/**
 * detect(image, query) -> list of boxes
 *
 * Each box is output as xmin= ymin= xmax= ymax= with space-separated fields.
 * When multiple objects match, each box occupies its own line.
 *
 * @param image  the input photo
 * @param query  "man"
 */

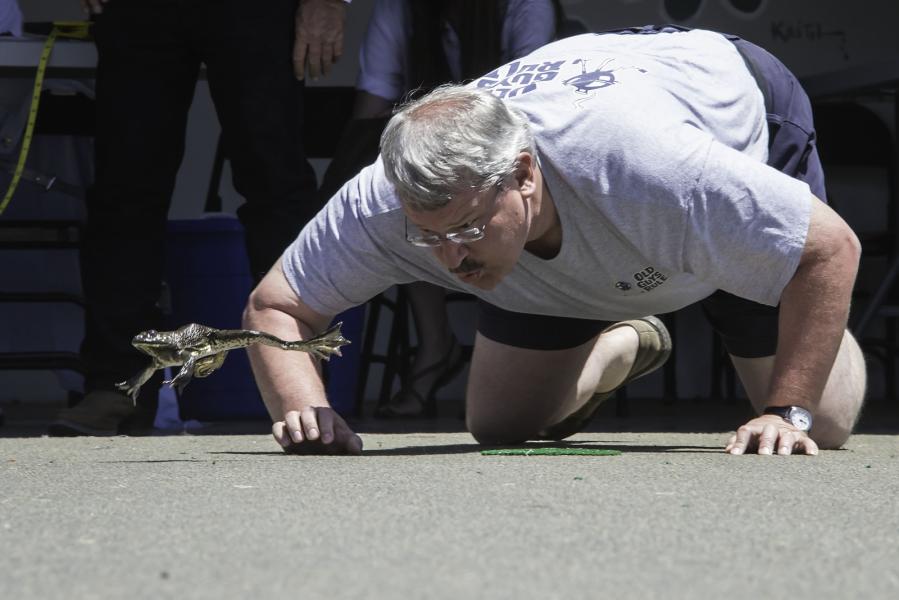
xmin=49 ymin=0 xmax=347 ymax=436
xmin=244 ymin=26 xmax=866 ymax=456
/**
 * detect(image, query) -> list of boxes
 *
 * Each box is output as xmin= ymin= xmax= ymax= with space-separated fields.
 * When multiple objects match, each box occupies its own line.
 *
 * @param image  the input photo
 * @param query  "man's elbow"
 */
xmin=241 ymin=302 xmax=255 ymax=331
xmin=242 ymin=288 xmax=268 ymax=330
xmin=841 ymin=225 xmax=862 ymax=273
xmin=816 ymin=219 xmax=861 ymax=282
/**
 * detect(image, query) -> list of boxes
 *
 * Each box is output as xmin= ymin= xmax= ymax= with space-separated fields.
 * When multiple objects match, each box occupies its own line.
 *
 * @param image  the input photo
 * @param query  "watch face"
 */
xmin=788 ymin=407 xmax=813 ymax=431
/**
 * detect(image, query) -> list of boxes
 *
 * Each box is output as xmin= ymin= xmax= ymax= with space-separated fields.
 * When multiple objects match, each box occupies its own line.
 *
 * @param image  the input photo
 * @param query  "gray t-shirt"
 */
xmin=283 ymin=30 xmax=812 ymax=321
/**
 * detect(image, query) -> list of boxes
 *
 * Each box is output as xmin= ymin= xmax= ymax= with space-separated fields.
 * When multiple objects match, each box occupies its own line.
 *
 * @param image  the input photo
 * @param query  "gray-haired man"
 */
xmin=244 ymin=27 xmax=866 ymax=456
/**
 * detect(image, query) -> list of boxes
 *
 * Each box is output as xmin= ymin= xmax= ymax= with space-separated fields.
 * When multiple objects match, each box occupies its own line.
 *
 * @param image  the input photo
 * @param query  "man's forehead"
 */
xmin=404 ymin=193 xmax=482 ymax=228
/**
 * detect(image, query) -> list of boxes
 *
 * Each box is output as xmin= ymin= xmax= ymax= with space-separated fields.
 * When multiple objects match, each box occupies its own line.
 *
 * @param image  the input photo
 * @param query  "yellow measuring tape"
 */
xmin=0 ymin=21 xmax=92 ymax=216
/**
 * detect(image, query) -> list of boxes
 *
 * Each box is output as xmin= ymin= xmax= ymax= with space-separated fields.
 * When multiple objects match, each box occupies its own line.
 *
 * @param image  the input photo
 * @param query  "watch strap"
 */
xmin=763 ymin=405 xmax=812 ymax=431
xmin=763 ymin=406 xmax=792 ymax=419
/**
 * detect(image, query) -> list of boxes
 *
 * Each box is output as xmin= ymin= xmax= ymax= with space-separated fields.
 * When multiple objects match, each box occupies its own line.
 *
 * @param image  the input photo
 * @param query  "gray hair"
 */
xmin=380 ymin=84 xmax=536 ymax=211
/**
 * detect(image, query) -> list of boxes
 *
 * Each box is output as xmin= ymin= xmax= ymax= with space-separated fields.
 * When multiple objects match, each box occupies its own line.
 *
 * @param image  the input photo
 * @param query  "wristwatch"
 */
xmin=763 ymin=405 xmax=813 ymax=431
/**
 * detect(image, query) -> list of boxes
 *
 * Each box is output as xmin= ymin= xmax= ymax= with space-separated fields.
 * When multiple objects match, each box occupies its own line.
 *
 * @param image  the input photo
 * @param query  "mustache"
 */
xmin=450 ymin=259 xmax=483 ymax=274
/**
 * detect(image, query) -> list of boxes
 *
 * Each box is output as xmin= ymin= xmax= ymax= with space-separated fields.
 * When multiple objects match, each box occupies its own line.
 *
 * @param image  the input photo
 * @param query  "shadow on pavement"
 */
xmin=207 ymin=439 xmax=721 ymax=457
xmin=2 ymin=396 xmax=896 ymax=438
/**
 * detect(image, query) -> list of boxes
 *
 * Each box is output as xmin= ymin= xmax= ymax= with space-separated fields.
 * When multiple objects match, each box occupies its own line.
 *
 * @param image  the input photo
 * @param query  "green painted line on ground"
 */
xmin=481 ymin=448 xmax=622 ymax=456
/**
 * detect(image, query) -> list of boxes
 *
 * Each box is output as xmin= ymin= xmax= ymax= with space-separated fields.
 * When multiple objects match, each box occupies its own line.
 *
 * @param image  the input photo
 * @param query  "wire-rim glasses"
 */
xmin=404 ymin=185 xmax=502 ymax=248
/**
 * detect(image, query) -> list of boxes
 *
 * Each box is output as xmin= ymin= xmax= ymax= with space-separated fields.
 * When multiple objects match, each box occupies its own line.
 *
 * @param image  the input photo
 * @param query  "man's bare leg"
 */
xmin=730 ymin=329 xmax=867 ymax=448
xmin=465 ymin=326 xmax=638 ymax=444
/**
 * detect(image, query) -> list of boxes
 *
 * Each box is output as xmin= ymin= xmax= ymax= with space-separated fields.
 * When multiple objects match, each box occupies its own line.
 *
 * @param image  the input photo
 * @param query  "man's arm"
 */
xmin=727 ymin=196 xmax=861 ymax=455
xmin=243 ymin=263 xmax=362 ymax=454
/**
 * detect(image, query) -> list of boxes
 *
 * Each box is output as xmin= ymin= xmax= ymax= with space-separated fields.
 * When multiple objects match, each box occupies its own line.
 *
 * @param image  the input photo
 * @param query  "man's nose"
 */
xmin=436 ymin=241 xmax=468 ymax=269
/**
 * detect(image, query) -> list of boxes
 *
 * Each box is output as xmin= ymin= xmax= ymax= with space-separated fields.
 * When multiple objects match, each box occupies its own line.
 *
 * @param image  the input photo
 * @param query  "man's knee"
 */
xmin=467 ymin=418 xmax=533 ymax=446
xmin=811 ymin=416 xmax=854 ymax=450
xmin=813 ymin=331 xmax=867 ymax=449
xmin=809 ymin=391 xmax=863 ymax=450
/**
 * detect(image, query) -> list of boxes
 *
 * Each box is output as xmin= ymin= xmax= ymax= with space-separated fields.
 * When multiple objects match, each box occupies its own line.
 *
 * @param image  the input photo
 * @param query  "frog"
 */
xmin=115 ymin=322 xmax=349 ymax=401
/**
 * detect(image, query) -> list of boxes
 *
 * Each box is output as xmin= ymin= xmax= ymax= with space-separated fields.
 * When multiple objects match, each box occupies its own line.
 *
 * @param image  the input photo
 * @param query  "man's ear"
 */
xmin=514 ymin=152 xmax=536 ymax=196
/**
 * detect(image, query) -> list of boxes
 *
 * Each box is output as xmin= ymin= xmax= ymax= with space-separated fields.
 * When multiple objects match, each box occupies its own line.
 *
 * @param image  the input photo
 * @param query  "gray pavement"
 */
xmin=1 ymin=419 xmax=898 ymax=600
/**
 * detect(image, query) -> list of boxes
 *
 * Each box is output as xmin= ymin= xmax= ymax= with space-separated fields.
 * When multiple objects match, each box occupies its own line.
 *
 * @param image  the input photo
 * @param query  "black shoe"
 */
xmin=48 ymin=390 xmax=137 ymax=436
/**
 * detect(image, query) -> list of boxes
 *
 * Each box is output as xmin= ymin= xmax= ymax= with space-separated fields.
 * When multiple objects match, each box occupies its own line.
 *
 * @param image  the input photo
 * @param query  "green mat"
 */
xmin=481 ymin=448 xmax=622 ymax=456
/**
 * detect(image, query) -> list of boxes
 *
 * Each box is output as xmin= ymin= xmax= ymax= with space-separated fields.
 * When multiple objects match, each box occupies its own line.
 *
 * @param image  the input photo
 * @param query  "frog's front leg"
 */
xmin=116 ymin=362 xmax=161 ymax=403
xmin=164 ymin=356 xmax=198 ymax=394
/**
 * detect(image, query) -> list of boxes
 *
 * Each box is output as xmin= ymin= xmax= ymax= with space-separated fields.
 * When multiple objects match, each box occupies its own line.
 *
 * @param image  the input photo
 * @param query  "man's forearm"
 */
xmin=244 ymin=306 xmax=332 ymax=421
xmin=766 ymin=211 xmax=860 ymax=411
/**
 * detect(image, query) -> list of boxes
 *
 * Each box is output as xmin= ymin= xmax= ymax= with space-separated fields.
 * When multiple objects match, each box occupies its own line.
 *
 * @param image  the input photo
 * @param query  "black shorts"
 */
xmin=476 ymin=291 xmax=778 ymax=357
xmin=476 ymin=28 xmax=824 ymax=359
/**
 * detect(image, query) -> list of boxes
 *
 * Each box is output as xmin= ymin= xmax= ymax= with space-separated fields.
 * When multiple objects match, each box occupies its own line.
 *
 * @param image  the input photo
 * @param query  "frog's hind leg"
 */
xmin=286 ymin=322 xmax=349 ymax=360
xmin=209 ymin=324 xmax=349 ymax=360
xmin=194 ymin=352 xmax=227 ymax=378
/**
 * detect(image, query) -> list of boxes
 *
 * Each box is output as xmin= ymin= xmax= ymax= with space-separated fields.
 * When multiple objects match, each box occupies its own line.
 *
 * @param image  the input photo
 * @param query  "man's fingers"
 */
xmin=777 ymin=431 xmax=797 ymax=455
xmin=724 ymin=434 xmax=737 ymax=453
xmin=795 ymin=434 xmax=820 ymax=456
xmin=322 ymin=27 xmax=345 ymax=78
xmin=728 ymin=416 xmax=821 ymax=456
xmin=293 ymin=40 xmax=307 ymax=80
xmin=272 ymin=421 xmax=293 ymax=448
xmin=284 ymin=410 xmax=304 ymax=443
xmin=331 ymin=417 xmax=363 ymax=455
xmin=300 ymin=407 xmax=321 ymax=441
xmin=333 ymin=31 xmax=344 ymax=62
xmin=315 ymin=407 xmax=335 ymax=444
xmin=293 ymin=5 xmax=307 ymax=80
xmin=306 ymin=45 xmax=322 ymax=80
xmin=320 ymin=43 xmax=335 ymax=78
xmin=757 ymin=423 xmax=779 ymax=455
xmin=345 ymin=433 xmax=363 ymax=455
xmin=274 ymin=407 xmax=362 ymax=455
xmin=728 ymin=425 xmax=755 ymax=455
xmin=777 ymin=431 xmax=818 ymax=456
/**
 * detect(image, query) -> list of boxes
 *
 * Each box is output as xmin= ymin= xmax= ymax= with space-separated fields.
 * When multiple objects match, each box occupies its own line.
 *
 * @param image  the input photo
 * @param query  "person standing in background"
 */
xmin=50 ymin=0 xmax=347 ymax=435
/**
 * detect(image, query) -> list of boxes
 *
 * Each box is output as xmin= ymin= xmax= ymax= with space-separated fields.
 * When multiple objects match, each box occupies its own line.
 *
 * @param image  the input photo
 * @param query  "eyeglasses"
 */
xmin=404 ymin=185 xmax=502 ymax=248
xmin=404 ymin=219 xmax=487 ymax=247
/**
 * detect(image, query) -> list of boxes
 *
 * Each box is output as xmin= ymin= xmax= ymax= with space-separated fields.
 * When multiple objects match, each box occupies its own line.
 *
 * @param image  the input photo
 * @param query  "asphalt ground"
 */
xmin=2 ymin=401 xmax=898 ymax=600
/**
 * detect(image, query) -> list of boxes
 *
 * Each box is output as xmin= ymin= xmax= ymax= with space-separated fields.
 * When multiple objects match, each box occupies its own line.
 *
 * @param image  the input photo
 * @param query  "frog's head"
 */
xmin=131 ymin=329 xmax=175 ymax=355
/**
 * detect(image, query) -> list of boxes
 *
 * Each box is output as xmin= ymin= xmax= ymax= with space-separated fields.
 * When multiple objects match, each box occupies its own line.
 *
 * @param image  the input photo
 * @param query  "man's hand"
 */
xmin=726 ymin=414 xmax=819 ymax=456
xmin=293 ymin=0 xmax=347 ymax=81
xmin=81 ymin=0 xmax=109 ymax=14
xmin=273 ymin=406 xmax=362 ymax=455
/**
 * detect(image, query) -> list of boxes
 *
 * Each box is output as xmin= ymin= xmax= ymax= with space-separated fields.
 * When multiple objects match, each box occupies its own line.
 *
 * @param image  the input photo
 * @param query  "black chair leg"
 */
xmin=353 ymin=300 xmax=381 ymax=417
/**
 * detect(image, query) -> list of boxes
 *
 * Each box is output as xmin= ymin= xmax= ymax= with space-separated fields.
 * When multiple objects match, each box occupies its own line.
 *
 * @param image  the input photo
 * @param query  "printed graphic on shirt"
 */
xmin=476 ymin=56 xmax=647 ymax=107
xmin=476 ymin=59 xmax=566 ymax=98
xmin=614 ymin=267 xmax=668 ymax=294
xmin=633 ymin=266 xmax=668 ymax=292
xmin=564 ymin=58 xmax=648 ymax=108
xmin=563 ymin=58 xmax=619 ymax=93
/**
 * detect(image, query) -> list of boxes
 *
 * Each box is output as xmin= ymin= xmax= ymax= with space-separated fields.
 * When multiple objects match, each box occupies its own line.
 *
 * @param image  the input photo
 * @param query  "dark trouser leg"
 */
xmin=200 ymin=0 xmax=318 ymax=281
xmin=80 ymin=1 xmax=200 ymax=397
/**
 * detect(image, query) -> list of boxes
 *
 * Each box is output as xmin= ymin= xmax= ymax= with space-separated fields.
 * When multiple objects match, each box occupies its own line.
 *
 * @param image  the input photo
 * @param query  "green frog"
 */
xmin=116 ymin=322 xmax=349 ymax=401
